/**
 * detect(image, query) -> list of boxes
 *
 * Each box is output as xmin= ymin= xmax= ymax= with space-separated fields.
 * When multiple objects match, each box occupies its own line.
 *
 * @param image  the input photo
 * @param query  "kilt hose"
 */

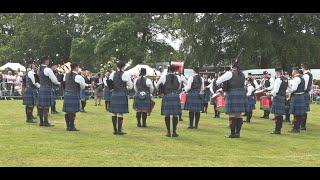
xmin=304 ymin=92 xmax=311 ymax=112
xmin=184 ymin=91 xmax=204 ymax=112
xmin=225 ymin=88 xmax=247 ymax=114
xmin=109 ymin=91 xmax=129 ymax=114
xmin=23 ymin=87 xmax=38 ymax=106
xmin=246 ymin=95 xmax=256 ymax=112
xmin=133 ymin=92 xmax=152 ymax=112
xmin=63 ymin=92 xmax=81 ymax=113
xmin=290 ymin=94 xmax=307 ymax=116
xmin=38 ymin=85 xmax=53 ymax=106
xmin=103 ymin=87 xmax=111 ymax=101
xmin=161 ymin=93 xmax=181 ymax=116
xmin=80 ymin=89 xmax=90 ymax=100
xmin=271 ymin=95 xmax=286 ymax=116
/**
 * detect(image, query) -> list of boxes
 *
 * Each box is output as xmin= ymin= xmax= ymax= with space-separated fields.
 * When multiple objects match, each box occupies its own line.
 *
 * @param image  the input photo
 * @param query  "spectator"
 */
xmin=16 ymin=68 xmax=24 ymax=77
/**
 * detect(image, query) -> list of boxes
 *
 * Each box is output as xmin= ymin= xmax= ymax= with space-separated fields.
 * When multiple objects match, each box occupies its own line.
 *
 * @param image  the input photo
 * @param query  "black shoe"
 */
xmin=270 ymin=131 xmax=281 ymax=135
xmin=260 ymin=116 xmax=266 ymax=119
xmin=137 ymin=123 xmax=141 ymax=127
xmin=68 ymin=128 xmax=80 ymax=131
xmin=234 ymin=134 xmax=240 ymax=138
xmin=187 ymin=126 xmax=194 ymax=129
xmin=166 ymin=133 xmax=171 ymax=137
xmin=117 ymin=131 xmax=127 ymax=135
xmin=194 ymin=126 xmax=198 ymax=129
xmin=289 ymin=129 xmax=300 ymax=133
xmin=300 ymin=127 xmax=307 ymax=131
xmin=225 ymin=134 xmax=237 ymax=138
xmin=39 ymin=123 xmax=44 ymax=126
xmin=32 ymin=116 xmax=37 ymax=120
xmin=26 ymin=120 xmax=37 ymax=123
xmin=179 ymin=118 xmax=183 ymax=121
xmin=172 ymin=133 xmax=179 ymax=137
xmin=113 ymin=131 xmax=118 ymax=135
xmin=43 ymin=123 xmax=55 ymax=127
xmin=142 ymin=124 xmax=147 ymax=128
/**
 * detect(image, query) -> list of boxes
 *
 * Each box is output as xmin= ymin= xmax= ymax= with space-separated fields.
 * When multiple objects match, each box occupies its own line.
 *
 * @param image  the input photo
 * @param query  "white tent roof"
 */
xmin=0 ymin=63 xmax=26 ymax=72
xmin=125 ymin=64 xmax=160 ymax=77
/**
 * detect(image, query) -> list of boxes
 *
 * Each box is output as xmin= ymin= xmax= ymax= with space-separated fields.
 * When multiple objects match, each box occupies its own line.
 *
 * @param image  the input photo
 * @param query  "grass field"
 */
xmin=0 ymin=98 xmax=320 ymax=167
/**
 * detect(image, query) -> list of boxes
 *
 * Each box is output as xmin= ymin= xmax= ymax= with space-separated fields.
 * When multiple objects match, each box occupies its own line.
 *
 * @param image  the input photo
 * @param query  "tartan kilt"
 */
xmin=304 ymin=92 xmax=311 ymax=112
xmin=290 ymin=94 xmax=307 ymax=115
xmin=51 ymin=88 xmax=58 ymax=102
xmin=246 ymin=95 xmax=256 ymax=112
xmin=203 ymin=89 xmax=211 ymax=103
xmin=184 ymin=91 xmax=204 ymax=112
xmin=133 ymin=92 xmax=151 ymax=112
xmin=271 ymin=95 xmax=286 ymax=115
xmin=63 ymin=92 xmax=81 ymax=113
xmin=161 ymin=93 xmax=181 ymax=116
xmin=109 ymin=91 xmax=129 ymax=114
xmin=80 ymin=89 xmax=90 ymax=100
xmin=225 ymin=88 xmax=247 ymax=114
xmin=23 ymin=87 xmax=38 ymax=106
xmin=103 ymin=87 xmax=111 ymax=101
xmin=38 ymin=85 xmax=53 ymax=106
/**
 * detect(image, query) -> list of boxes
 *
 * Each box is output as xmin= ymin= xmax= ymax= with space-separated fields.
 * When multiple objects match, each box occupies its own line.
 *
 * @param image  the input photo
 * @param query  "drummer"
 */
xmin=177 ymin=71 xmax=188 ymax=121
xmin=260 ymin=71 xmax=275 ymax=119
xmin=209 ymin=72 xmax=223 ymax=118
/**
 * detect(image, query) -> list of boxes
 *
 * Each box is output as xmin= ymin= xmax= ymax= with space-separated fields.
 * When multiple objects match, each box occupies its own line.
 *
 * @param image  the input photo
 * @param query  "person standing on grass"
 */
xmin=301 ymin=63 xmax=313 ymax=131
xmin=216 ymin=62 xmax=246 ymax=138
xmin=22 ymin=62 xmax=40 ymax=123
xmin=259 ymin=71 xmax=274 ymax=119
xmin=108 ymin=61 xmax=133 ymax=135
xmin=202 ymin=76 xmax=211 ymax=114
xmin=267 ymin=68 xmax=288 ymax=134
xmin=93 ymin=74 xmax=103 ymax=106
xmin=156 ymin=65 xmax=182 ymax=137
xmin=209 ymin=72 xmax=223 ymax=118
xmin=63 ymin=62 xmax=90 ymax=131
xmin=244 ymin=78 xmax=256 ymax=123
xmin=184 ymin=67 xmax=205 ymax=129
xmin=103 ymin=70 xmax=112 ymax=111
xmin=38 ymin=56 xmax=60 ymax=127
xmin=80 ymin=69 xmax=90 ymax=112
xmin=50 ymin=63 xmax=59 ymax=114
xmin=284 ymin=72 xmax=292 ymax=123
xmin=287 ymin=68 xmax=307 ymax=133
xmin=177 ymin=71 xmax=187 ymax=121
xmin=133 ymin=68 xmax=154 ymax=128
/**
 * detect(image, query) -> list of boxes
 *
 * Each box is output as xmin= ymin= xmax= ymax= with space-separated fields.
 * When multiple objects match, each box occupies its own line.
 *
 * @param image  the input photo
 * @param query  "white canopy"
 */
xmin=0 ymin=63 xmax=26 ymax=72
xmin=125 ymin=64 xmax=160 ymax=77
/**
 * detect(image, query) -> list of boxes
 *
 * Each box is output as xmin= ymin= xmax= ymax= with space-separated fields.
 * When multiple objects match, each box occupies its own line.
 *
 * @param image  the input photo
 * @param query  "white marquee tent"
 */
xmin=126 ymin=64 xmax=160 ymax=77
xmin=0 ymin=63 xmax=26 ymax=72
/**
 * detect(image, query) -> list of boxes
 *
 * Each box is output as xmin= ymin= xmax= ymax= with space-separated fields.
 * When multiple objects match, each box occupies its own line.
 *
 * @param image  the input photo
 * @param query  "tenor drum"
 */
xmin=255 ymin=91 xmax=266 ymax=100
xmin=180 ymin=92 xmax=187 ymax=109
xmin=260 ymin=96 xmax=272 ymax=110
xmin=215 ymin=95 xmax=225 ymax=112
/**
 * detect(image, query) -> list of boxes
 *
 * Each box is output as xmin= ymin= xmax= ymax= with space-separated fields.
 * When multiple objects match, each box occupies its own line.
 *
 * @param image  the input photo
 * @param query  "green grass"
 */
xmin=0 ymin=98 xmax=320 ymax=166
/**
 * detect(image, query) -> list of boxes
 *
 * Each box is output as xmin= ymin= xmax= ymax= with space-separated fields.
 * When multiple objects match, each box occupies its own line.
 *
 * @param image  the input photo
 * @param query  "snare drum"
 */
xmin=180 ymin=92 xmax=187 ymax=109
xmin=215 ymin=95 xmax=225 ymax=112
xmin=255 ymin=91 xmax=266 ymax=100
xmin=260 ymin=96 xmax=272 ymax=110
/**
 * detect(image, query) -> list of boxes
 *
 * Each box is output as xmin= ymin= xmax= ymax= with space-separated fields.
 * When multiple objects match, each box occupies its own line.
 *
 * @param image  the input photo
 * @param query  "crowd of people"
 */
xmin=20 ymin=56 xmax=316 ymax=138
xmin=0 ymin=68 xmax=25 ymax=96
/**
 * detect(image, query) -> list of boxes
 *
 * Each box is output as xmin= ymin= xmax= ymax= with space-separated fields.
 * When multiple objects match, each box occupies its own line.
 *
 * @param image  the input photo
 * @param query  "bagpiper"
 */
xmin=156 ymin=65 xmax=182 ymax=137
xmin=22 ymin=62 xmax=40 ymax=123
xmin=103 ymin=70 xmax=112 ymax=111
xmin=301 ymin=63 xmax=313 ymax=131
xmin=216 ymin=62 xmax=247 ymax=138
xmin=202 ymin=75 xmax=211 ymax=114
xmin=80 ymin=69 xmax=91 ymax=112
xmin=133 ymin=68 xmax=154 ymax=127
xmin=50 ymin=62 xmax=60 ymax=114
xmin=184 ymin=67 xmax=205 ymax=129
xmin=177 ymin=71 xmax=188 ymax=121
xmin=287 ymin=68 xmax=307 ymax=133
xmin=37 ymin=56 xmax=60 ymax=127
xmin=245 ymin=78 xmax=256 ymax=123
xmin=63 ymin=62 xmax=90 ymax=131
xmin=268 ymin=68 xmax=288 ymax=134
xmin=108 ymin=61 xmax=133 ymax=135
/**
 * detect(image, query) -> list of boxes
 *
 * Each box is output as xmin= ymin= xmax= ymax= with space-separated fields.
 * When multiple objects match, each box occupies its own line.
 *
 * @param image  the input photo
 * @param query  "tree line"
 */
xmin=1 ymin=13 xmax=320 ymax=72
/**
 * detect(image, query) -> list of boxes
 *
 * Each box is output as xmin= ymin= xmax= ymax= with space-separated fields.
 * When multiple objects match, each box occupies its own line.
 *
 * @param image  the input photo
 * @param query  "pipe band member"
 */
xmin=108 ymin=61 xmax=133 ymax=135
xmin=245 ymin=78 xmax=256 ymax=123
xmin=22 ymin=62 xmax=40 ymax=123
xmin=37 ymin=56 xmax=60 ymax=127
xmin=103 ymin=70 xmax=112 ymax=111
xmin=50 ymin=62 xmax=60 ymax=114
xmin=156 ymin=65 xmax=182 ymax=137
xmin=184 ymin=67 xmax=205 ymax=129
xmin=301 ymin=63 xmax=313 ymax=131
xmin=268 ymin=68 xmax=288 ymax=134
xmin=63 ymin=62 xmax=90 ymax=131
xmin=178 ymin=72 xmax=188 ymax=121
xmin=203 ymin=78 xmax=211 ymax=114
xmin=209 ymin=72 xmax=223 ymax=118
xmin=133 ymin=68 xmax=154 ymax=127
xmin=80 ymin=69 xmax=91 ymax=112
xmin=216 ymin=62 xmax=246 ymax=138
xmin=284 ymin=72 xmax=291 ymax=123
xmin=287 ymin=68 xmax=307 ymax=133
xmin=260 ymin=71 xmax=275 ymax=119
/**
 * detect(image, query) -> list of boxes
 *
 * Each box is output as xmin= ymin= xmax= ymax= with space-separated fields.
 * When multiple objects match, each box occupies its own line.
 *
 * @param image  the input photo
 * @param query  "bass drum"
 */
xmin=215 ymin=95 xmax=225 ymax=113
xmin=260 ymin=96 xmax=272 ymax=110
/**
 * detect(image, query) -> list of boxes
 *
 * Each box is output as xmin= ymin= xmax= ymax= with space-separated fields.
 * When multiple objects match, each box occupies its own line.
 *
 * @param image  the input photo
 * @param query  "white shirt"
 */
xmin=265 ymin=77 xmax=275 ymax=91
xmin=252 ymin=79 xmax=260 ymax=89
xmin=156 ymin=73 xmax=182 ymax=90
xmin=109 ymin=71 xmax=133 ymax=90
xmin=74 ymin=74 xmax=87 ymax=90
xmin=103 ymin=76 xmax=109 ymax=87
xmin=27 ymin=70 xmax=40 ymax=88
xmin=270 ymin=77 xmax=282 ymax=96
xmin=134 ymin=76 xmax=154 ymax=94
xmin=303 ymin=70 xmax=311 ymax=91
xmin=216 ymin=71 xmax=232 ymax=85
xmin=179 ymin=74 xmax=188 ymax=88
xmin=246 ymin=85 xmax=255 ymax=96
xmin=184 ymin=74 xmax=204 ymax=92
xmin=287 ymin=75 xmax=301 ymax=93
xmin=6 ymin=74 xmax=16 ymax=83
xmin=42 ymin=65 xmax=60 ymax=85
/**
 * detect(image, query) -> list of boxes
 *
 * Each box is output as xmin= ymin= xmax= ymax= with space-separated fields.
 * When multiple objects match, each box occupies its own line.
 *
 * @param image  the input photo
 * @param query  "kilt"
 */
xmin=51 ymin=88 xmax=58 ymax=102
xmin=63 ymin=92 xmax=81 ymax=113
xmin=80 ymin=89 xmax=90 ymax=100
xmin=103 ymin=87 xmax=111 ymax=101
xmin=304 ymin=92 xmax=311 ymax=112
xmin=184 ymin=91 xmax=204 ymax=112
xmin=203 ymin=89 xmax=211 ymax=103
xmin=271 ymin=95 xmax=286 ymax=115
xmin=109 ymin=91 xmax=129 ymax=114
xmin=133 ymin=92 xmax=151 ymax=112
xmin=161 ymin=93 xmax=181 ymax=116
xmin=22 ymin=87 xmax=38 ymax=106
xmin=246 ymin=95 xmax=256 ymax=112
xmin=290 ymin=94 xmax=307 ymax=116
xmin=225 ymin=88 xmax=247 ymax=114
xmin=38 ymin=85 xmax=53 ymax=106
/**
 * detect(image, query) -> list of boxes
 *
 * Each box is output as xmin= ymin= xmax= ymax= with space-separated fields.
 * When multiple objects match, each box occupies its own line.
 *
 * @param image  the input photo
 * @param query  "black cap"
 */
xmin=292 ymin=67 xmax=300 ymax=72
xmin=248 ymin=72 xmax=252 ymax=76
xmin=263 ymin=71 xmax=268 ymax=75
xmin=194 ymin=67 xmax=200 ymax=74
xmin=40 ymin=56 xmax=50 ymax=63
xmin=301 ymin=63 xmax=309 ymax=70
xmin=116 ymin=61 xmax=126 ymax=69
xmin=298 ymin=69 xmax=304 ymax=75
xmin=275 ymin=67 xmax=283 ymax=72
xmin=139 ymin=68 xmax=146 ymax=76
